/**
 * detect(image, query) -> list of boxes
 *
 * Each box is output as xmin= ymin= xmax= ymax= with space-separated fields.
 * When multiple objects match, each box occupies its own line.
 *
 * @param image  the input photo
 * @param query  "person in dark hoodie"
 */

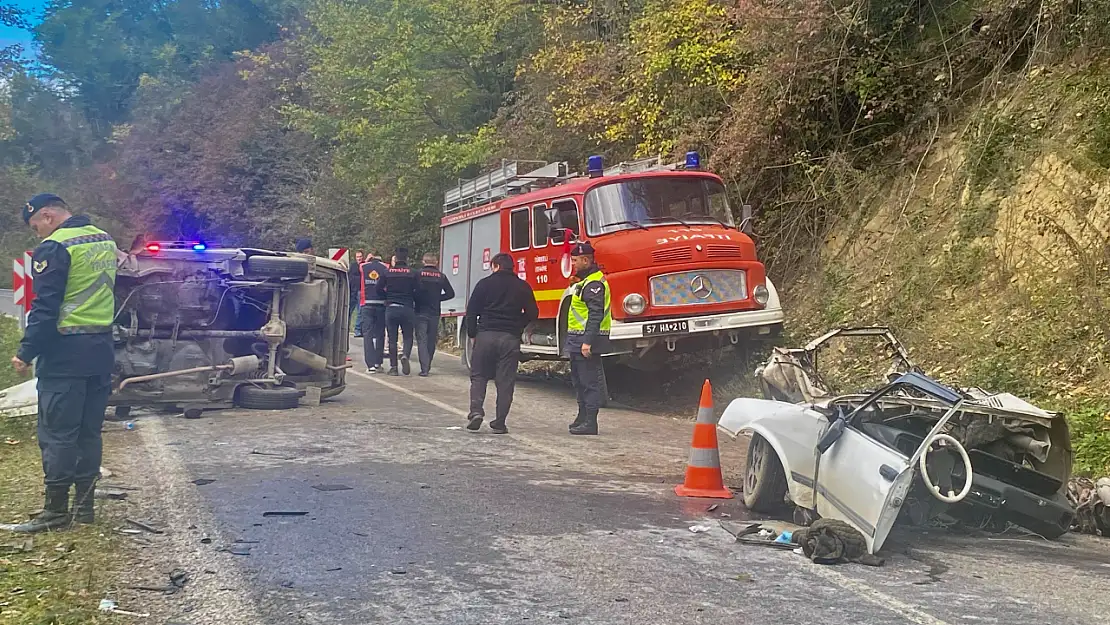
xmin=463 ymin=252 xmax=538 ymax=434
xmin=9 ymin=194 xmax=117 ymax=532
xmin=380 ymin=247 xmax=419 ymax=375
xmin=414 ymin=253 xmax=455 ymax=376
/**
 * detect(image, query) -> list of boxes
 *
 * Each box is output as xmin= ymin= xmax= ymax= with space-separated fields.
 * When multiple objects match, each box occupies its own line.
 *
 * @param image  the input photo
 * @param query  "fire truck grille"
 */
xmin=651 ymin=247 xmax=694 ymax=263
xmin=650 ymin=270 xmax=747 ymax=307
xmin=706 ymin=244 xmax=743 ymax=259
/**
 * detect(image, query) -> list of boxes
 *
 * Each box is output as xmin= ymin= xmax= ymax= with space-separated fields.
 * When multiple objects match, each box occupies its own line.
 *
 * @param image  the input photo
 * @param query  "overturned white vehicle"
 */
xmin=109 ymin=242 xmax=350 ymax=415
xmin=719 ymin=327 xmax=1074 ymax=554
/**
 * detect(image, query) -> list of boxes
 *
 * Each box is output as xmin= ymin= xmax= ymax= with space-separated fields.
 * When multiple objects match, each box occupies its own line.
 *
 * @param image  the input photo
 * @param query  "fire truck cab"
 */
xmin=439 ymin=153 xmax=784 ymax=371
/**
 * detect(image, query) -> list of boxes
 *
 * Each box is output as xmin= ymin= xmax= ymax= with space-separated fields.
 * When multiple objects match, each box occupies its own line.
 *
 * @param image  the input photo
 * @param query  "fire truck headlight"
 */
xmin=753 ymin=284 xmax=770 ymax=306
xmin=622 ymin=293 xmax=646 ymax=315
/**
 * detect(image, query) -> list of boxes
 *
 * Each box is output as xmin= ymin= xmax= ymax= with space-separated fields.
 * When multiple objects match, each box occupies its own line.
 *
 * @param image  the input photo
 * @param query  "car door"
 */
xmin=813 ymin=426 xmax=913 ymax=554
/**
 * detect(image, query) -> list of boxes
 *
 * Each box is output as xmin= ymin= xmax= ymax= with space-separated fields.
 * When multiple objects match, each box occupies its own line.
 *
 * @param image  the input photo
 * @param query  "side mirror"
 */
xmin=549 ymin=226 xmax=565 ymax=245
xmin=815 ymin=417 xmax=847 ymax=454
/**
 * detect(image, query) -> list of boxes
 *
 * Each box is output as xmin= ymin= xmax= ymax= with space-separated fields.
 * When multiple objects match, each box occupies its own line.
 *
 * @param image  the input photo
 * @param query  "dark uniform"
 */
xmin=14 ymin=195 xmax=117 ymax=532
xmin=464 ymin=254 xmax=538 ymax=433
xmin=359 ymin=255 xmax=389 ymax=372
xmin=381 ymin=250 xmax=418 ymax=375
xmin=414 ymin=264 xmax=455 ymax=376
xmin=565 ymin=242 xmax=611 ymax=436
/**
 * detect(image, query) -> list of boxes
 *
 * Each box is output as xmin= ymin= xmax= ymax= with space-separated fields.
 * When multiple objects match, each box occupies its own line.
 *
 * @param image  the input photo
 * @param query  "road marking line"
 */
xmin=799 ymin=563 xmax=951 ymax=625
xmin=350 ymin=369 xmax=469 ymax=418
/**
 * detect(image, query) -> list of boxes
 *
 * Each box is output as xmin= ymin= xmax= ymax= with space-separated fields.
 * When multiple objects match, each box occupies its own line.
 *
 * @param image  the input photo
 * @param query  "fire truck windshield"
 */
xmin=584 ymin=177 xmax=735 ymax=236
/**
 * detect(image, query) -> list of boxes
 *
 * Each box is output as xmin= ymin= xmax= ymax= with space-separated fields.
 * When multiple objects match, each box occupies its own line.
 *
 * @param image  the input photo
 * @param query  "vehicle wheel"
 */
xmin=744 ymin=433 xmax=789 ymax=513
xmin=244 ymin=256 xmax=310 ymax=279
xmin=460 ymin=335 xmax=475 ymax=372
xmin=236 ymin=385 xmax=302 ymax=410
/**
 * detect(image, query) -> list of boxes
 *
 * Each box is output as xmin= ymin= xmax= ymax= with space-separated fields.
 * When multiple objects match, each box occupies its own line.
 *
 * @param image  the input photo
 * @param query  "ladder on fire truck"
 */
xmin=442 ymin=155 xmax=692 ymax=214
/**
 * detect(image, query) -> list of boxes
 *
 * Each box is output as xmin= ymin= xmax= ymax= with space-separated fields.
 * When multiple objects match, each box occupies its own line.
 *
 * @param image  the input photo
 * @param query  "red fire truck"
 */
xmin=439 ymin=153 xmax=784 ymax=372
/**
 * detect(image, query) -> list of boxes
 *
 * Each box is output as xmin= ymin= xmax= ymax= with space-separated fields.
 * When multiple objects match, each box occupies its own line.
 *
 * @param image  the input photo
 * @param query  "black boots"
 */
xmin=73 ymin=479 xmax=97 ymax=524
xmin=569 ymin=405 xmax=587 ymax=431
xmin=569 ymin=414 xmax=598 ymax=436
xmin=9 ymin=486 xmax=71 ymax=533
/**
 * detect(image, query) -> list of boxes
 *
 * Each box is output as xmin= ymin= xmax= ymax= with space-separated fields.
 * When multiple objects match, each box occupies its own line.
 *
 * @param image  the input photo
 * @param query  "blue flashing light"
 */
xmin=192 ymin=242 xmax=207 ymax=251
xmin=587 ymin=155 xmax=604 ymax=178
xmin=685 ymin=151 xmax=701 ymax=170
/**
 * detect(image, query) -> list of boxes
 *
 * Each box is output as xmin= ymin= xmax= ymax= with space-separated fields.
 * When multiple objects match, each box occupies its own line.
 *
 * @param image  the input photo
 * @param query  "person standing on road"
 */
xmin=565 ymin=242 xmax=611 ymax=436
xmin=9 ymin=194 xmax=117 ymax=533
xmin=415 ymin=253 xmax=455 ymax=377
xmin=359 ymin=251 xmax=389 ymax=373
xmin=381 ymin=247 xmax=418 ymax=376
xmin=349 ymin=250 xmax=365 ymax=337
xmin=464 ymin=252 xmax=538 ymax=434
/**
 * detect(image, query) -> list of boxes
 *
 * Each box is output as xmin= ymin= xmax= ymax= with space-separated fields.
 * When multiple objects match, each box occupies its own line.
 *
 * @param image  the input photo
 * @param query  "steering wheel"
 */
xmin=918 ymin=433 xmax=973 ymax=504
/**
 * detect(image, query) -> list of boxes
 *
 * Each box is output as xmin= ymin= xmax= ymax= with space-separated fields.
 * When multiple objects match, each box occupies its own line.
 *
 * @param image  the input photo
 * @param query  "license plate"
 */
xmin=643 ymin=320 xmax=690 ymax=337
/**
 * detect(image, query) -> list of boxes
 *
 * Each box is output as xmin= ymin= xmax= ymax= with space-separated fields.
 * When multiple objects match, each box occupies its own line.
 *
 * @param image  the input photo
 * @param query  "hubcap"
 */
xmin=746 ymin=437 xmax=766 ymax=492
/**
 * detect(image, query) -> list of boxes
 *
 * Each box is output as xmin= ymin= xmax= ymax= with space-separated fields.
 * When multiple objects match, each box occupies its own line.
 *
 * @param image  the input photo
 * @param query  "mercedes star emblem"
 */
xmin=690 ymin=274 xmax=713 ymax=299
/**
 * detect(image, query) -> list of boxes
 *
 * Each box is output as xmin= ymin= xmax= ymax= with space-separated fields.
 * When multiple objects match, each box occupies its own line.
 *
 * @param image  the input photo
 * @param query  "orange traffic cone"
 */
xmin=674 ymin=380 xmax=733 ymax=499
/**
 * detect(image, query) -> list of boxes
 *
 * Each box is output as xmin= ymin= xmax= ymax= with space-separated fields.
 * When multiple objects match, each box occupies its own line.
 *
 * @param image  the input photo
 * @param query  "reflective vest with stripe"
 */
xmin=45 ymin=225 xmax=117 ymax=335
xmin=567 ymin=270 xmax=612 ymax=335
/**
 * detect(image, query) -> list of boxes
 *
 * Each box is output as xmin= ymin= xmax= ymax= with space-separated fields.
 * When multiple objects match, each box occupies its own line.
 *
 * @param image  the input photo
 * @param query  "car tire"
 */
xmin=244 ymin=256 xmax=310 ymax=279
xmin=236 ymin=385 xmax=302 ymax=410
xmin=744 ymin=433 xmax=789 ymax=513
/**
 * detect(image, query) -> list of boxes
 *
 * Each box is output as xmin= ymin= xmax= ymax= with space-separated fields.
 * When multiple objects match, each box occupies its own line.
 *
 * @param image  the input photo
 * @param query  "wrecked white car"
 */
xmin=718 ymin=327 xmax=1075 ymax=554
xmin=108 ymin=241 xmax=350 ymax=416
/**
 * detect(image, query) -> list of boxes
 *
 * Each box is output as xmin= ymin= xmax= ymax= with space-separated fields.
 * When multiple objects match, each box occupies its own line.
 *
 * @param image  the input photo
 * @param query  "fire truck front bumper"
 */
xmin=608 ymin=306 xmax=785 ymax=344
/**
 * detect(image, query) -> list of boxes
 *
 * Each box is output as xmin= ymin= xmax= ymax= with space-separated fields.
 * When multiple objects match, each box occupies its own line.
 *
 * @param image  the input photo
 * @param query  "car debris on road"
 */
xmin=718 ymin=326 xmax=1077 ymax=554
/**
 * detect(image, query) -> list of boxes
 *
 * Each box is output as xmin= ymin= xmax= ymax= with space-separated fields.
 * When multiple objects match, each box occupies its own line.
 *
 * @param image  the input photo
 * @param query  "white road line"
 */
xmin=350 ymin=368 xmax=469 ymax=418
xmin=799 ymin=563 xmax=951 ymax=625
xmin=351 ymin=365 xmax=951 ymax=625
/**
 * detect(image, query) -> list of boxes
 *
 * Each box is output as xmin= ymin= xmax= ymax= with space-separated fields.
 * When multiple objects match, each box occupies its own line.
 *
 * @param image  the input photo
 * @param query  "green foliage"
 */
xmin=1066 ymin=403 xmax=1110 ymax=476
xmin=0 ymin=315 xmax=20 ymax=389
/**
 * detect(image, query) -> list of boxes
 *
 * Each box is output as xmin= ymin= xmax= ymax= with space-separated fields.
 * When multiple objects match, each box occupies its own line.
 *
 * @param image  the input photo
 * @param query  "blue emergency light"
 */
xmin=685 ymin=151 xmax=701 ymax=170
xmin=192 ymin=242 xmax=207 ymax=251
xmin=587 ymin=155 xmax=604 ymax=178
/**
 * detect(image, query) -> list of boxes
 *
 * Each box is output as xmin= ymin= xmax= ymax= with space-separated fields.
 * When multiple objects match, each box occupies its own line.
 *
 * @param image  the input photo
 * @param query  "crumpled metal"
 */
xmin=1067 ymin=476 xmax=1110 ymax=536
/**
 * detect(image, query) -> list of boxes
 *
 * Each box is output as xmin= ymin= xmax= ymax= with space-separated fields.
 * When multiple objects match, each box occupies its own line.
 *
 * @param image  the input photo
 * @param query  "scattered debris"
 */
xmin=445 ymin=426 xmax=463 ymax=430
xmin=418 ymin=483 xmax=430 ymax=489
xmin=250 ymin=449 xmax=296 ymax=460
xmin=1068 ymin=476 xmax=1110 ymax=536
xmin=1 ymin=538 xmax=33 ymax=553
xmin=118 ymin=528 xmax=143 ymax=536
xmin=281 ymin=581 xmax=295 ymax=588
xmin=733 ymin=573 xmax=754 ymax=583
xmin=233 ymin=539 xmax=260 ymax=544
xmin=125 ymin=518 xmax=164 ymax=534
xmin=326 ymin=567 xmax=342 ymax=572
xmin=688 ymin=524 xmax=712 ymax=533
xmin=615 ymin=597 xmax=629 ymax=602
xmin=707 ymin=504 xmax=720 ymax=512
xmin=352 ymin=532 xmax=369 ymax=537
xmin=793 ymin=519 xmax=884 ymax=567
xmin=94 ymin=488 xmax=128 ymax=500
xmin=220 ymin=545 xmax=252 ymax=556
xmin=200 ymin=537 xmax=212 ymax=544
xmin=4 ymin=438 xmax=19 ymax=445
xmin=100 ymin=467 xmax=114 ymax=478
xmin=192 ymin=478 xmax=216 ymax=486
xmin=312 ymin=484 xmax=352 ymax=492
xmin=128 ymin=569 xmax=190 ymax=595
xmin=262 ymin=511 xmax=308 ymax=517
xmin=718 ymin=521 xmax=761 ymax=540
xmin=390 ymin=568 xmax=407 ymax=575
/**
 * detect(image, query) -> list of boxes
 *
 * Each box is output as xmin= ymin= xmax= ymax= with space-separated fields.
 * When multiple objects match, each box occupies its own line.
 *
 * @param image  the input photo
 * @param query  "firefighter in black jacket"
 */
xmin=359 ymin=252 xmax=390 ymax=373
xmin=414 ymin=253 xmax=455 ymax=376
xmin=9 ymin=194 xmax=117 ymax=532
xmin=381 ymin=247 xmax=418 ymax=375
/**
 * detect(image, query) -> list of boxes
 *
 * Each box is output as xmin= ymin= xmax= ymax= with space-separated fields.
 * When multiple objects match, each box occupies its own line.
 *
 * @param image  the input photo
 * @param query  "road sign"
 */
xmin=328 ymin=248 xmax=349 ymax=267
xmin=12 ymin=251 xmax=34 ymax=329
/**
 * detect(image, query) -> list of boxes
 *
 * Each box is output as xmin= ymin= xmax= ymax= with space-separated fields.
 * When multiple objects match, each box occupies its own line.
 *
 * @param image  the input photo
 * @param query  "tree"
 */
xmin=35 ymin=0 xmax=295 ymax=129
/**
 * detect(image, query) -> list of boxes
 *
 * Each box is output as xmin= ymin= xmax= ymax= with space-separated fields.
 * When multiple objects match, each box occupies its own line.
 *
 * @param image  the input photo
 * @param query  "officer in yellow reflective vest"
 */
xmin=565 ymin=242 xmax=611 ymax=436
xmin=10 ymin=194 xmax=117 ymax=533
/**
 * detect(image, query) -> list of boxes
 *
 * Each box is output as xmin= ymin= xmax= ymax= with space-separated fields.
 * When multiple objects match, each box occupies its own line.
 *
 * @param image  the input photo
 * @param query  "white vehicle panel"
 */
xmin=816 ymin=427 xmax=911 ymax=553
xmin=717 ymin=398 xmax=828 ymax=509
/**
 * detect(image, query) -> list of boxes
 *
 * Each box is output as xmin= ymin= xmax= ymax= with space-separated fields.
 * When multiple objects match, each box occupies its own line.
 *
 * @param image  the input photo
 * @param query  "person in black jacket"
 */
xmin=463 ymin=252 xmax=538 ymax=434
xmin=381 ymin=247 xmax=418 ymax=375
xmin=414 ymin=253 xmax=455 ymax=377
xmin=359 ymin=251 xmax=390 ymax=373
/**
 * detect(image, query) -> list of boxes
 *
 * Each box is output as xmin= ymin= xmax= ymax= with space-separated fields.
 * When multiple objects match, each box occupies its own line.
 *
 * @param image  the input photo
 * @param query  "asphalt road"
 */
xmin=0 ymin=288 xmax=17 ymax=318
xmin=103 ymin=342 xmax=1110 ymax=625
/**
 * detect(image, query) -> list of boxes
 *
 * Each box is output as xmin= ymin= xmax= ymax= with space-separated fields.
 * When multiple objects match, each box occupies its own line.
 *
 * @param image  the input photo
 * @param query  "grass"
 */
xmin=0 ymin=317 xmax=121 ymax=625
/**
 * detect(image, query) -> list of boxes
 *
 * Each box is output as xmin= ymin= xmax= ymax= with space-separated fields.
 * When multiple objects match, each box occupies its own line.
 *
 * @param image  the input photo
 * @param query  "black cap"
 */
xmin=295 ymin=238 xmax=313 ymax=252
xmin=23 ymin=193 xmax=65 ymax=224
xmin=571 ymin=241 xmax=595 ymax=256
